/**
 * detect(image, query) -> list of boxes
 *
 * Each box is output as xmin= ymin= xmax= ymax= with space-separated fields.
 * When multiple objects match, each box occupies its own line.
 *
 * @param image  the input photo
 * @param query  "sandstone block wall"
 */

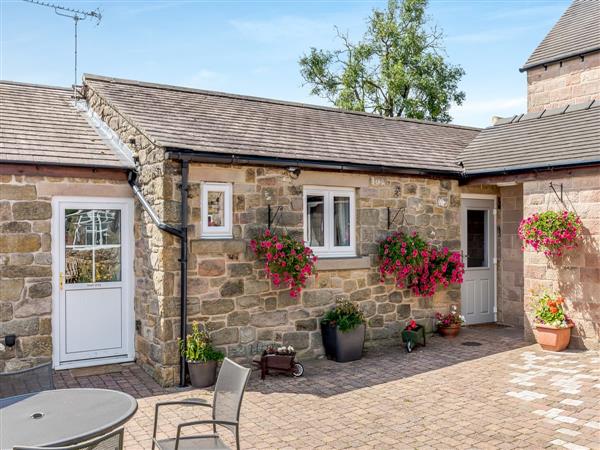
xmin=185 ymin=164 xmax=462 ymax=361
xmin=522 ymin=168 xmax=600 ymax=349
xmin=87 ymin=87 xmax=182 ymax=386
xmin=498 ymin=185 xmax=524 ymax=328
xmin=527 ymin=52 xmax=600 ymax=112
xmin=0 ymin=174 xmax=130 ymax=372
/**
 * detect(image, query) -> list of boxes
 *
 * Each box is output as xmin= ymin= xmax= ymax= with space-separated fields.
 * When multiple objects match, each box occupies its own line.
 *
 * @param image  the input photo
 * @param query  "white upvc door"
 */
xmin=53 ymin=197 xmax=134 ymax=369
xmin=460 ymin=197 xmax=496 ymax=325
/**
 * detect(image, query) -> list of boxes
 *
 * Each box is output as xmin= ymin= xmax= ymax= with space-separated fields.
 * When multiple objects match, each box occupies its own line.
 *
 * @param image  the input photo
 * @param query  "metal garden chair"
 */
xmin=0 ymin=362 xmax=54 ymax=399
xmin=13 ymin=427 xmax=124 ymax=450
xmin=152 ymin=358 xmax=252 ymax=450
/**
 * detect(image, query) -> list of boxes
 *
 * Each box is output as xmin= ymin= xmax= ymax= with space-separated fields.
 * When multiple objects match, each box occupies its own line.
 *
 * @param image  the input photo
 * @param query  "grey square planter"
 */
xmin=321 ymin=322 xmax=365 ymax=362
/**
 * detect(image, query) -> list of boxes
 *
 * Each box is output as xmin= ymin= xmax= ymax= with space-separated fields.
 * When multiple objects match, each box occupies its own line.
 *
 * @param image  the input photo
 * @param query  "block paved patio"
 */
xmin=53 ymin=326 xmax=600 ymax=450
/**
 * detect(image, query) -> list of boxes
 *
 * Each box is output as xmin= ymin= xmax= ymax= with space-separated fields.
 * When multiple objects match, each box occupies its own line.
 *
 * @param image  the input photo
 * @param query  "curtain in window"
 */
xmin=307 ymin=195 xmax=324 ymax=246
xmin=334 ymin=196 xmax=350 ymax=247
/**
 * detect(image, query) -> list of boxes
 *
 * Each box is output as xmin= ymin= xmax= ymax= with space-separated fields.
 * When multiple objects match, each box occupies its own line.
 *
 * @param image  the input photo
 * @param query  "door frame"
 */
xmin=51 ymin=196 xmax=135 ymax=370
xmin=460 ymin=194 xmax=498 ymax=324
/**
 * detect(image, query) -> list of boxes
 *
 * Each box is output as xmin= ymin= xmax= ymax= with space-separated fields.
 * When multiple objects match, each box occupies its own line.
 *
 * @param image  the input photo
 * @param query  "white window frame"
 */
xmin=303 ymin=186 xmax=356 ymax=258
xmin=201 ymin=182 xmax=232 ymax=239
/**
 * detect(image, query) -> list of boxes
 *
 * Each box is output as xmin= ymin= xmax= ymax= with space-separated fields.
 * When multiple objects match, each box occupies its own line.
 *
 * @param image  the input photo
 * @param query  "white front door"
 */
xmin=53 ymin=197 xmax=134 ymax=369
xmin=460 ymin=197 xmax=496 ymax=325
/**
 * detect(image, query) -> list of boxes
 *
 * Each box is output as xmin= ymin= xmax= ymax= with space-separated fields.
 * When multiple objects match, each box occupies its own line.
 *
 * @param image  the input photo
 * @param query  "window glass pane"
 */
xmin=94 ymin=210 xmax=121 ymax=245
xmin=334 ymin=196 xmax=351 ymax=247
xmin=307 ymin=195 xmax=324 ymax=247
xmin=467 ymin=209 xmax=487 ymax=267
xmin=95 ymin=247 xmax=121 ymax=282
xmin=207 ymin=191 xmax=225 ymax=227
xmin=65 ymin=209 xmax=94 ymax=246
xmin=65 ymin=248 xmax=93 ymax=283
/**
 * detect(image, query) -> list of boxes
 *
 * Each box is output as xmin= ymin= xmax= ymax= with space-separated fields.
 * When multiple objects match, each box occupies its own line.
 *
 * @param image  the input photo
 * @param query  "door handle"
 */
xmin=59 ymin=272 xmax=64 ymax=290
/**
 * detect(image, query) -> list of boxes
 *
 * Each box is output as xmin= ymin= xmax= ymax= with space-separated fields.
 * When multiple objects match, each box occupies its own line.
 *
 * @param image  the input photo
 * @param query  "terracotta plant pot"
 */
xmin=438 ymin=324 xmax=461 ymax=338
xmin=535 ymin=324 xmax=573 ymax=351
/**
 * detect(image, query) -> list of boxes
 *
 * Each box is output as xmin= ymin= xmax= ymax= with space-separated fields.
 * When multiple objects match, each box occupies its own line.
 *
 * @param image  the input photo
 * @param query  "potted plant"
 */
xmin=250 ymin=229 xmax=317 ymax=298
xmin=179 ymin=322 xmax=224 ymax=388
xmin=321 ymin=300 xmax=366 ymax=362
xmin=378 ymin=231 xmax=464 ymax=297
xmin=518 ymin=210 xmax=582 ymax=257
xmin=435 ymin=305 xmax=465 ymax=338
xmin=531 ymin=292 xmax=574 ymax=351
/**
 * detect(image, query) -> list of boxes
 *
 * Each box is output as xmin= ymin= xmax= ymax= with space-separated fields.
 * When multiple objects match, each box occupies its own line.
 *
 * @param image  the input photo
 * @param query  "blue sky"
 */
xmin=1 ymin=0 xmax=570 ymax=127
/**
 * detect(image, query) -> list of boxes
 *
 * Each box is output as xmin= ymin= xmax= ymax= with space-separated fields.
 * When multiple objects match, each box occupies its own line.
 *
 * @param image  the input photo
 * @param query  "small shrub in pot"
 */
xmin=179 ymin=322 xmax=224 ymax=388
xmin=321 ymin=300 xmax=366 ymax=362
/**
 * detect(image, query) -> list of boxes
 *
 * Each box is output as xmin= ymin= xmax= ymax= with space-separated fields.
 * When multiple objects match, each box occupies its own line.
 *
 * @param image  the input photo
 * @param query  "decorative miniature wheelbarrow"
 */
xmin=401 ymin=323 xmax=426 ymax=353
xmin=252 ymin=346 xmax=304 ymax=380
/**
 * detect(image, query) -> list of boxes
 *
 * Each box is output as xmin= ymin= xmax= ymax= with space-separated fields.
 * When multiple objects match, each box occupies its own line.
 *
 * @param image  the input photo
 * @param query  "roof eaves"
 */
xmin=463 ymin=158 xmax=600 ymax=178
xmin=520 ymin=46 xmax=600 ymax=72
xmin=165 ymin=147 xmax=464 ymax=178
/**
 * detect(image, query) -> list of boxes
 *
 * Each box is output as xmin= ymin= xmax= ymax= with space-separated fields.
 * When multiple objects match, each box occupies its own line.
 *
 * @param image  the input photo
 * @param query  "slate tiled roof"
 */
xmin=522 ymin=0 xmax=600 ymax=71
xmin=84 ymin=74 xmax=480 ymax=174
xmin=0 ymin=81 xmax=134 ymax=169
xmin=459 ymin=101 xmax=600 ymax=174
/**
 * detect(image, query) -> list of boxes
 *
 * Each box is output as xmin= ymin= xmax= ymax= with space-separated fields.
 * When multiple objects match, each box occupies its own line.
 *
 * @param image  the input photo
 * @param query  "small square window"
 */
xmin=201 ymin=183 xmax=232 ymax=239
xmin=304 ymin=187 xmax=356 ymax=257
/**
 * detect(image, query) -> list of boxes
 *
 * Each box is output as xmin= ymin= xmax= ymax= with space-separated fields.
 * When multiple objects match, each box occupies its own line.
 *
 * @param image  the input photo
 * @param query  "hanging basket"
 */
xmin=518 ymin=210 xmax=582 ymax=257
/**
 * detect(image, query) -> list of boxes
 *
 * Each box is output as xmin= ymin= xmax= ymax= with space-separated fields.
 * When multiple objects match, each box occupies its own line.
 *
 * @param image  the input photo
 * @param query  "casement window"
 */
xmin=201 ymin=182 xmax=232 ymax=239
xmin=303 ymin=187 xmax=356 ymax=258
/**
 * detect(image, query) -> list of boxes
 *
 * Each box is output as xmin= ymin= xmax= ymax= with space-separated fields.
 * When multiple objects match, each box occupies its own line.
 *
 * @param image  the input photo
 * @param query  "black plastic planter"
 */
xmin=321 ymin=322 xmax=365 ymax=362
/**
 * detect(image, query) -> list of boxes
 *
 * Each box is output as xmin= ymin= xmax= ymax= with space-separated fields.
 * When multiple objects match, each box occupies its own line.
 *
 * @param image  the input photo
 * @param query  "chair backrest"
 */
xmin=13 ymin=427 xmax=124 ymax=450
xmin=212 ymin=358 xmax=251 ymax=434
xmin=0 ymin=362 xmax=54 ymax=399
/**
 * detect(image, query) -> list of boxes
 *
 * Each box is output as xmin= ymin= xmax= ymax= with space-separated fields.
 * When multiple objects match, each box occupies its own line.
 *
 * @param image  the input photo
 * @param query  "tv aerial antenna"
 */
xmin=22 ymin=0 xmax=102 ymax=99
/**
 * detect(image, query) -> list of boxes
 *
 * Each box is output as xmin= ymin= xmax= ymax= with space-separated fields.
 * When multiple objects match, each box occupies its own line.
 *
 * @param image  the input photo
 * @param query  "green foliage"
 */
xmin=179 ymin=322 xmax=225 ymax=363
xmin=531 ymin=292 xmax=571 ymax=328
xmin=299 ymin=0 xmax=465 ymax=122
xmin=321 ymin=300 xmax=365 ymax=332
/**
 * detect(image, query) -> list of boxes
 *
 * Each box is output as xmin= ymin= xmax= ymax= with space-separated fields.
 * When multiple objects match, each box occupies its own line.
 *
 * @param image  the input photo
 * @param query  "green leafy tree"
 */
xmin=299 ymin=0 xmax=465 ymax=122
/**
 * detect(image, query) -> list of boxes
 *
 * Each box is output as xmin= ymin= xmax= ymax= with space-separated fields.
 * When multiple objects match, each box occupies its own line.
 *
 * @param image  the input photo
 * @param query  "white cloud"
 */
xmin=450 ymin=96 xmax=526 ymax=128
xmin=229 ymin=16 xmax=334 ymax=44
xmin=182 ymin=69 xmax=225 ymax=91
xmin=447 ymin=24 xmax=542 ymax=44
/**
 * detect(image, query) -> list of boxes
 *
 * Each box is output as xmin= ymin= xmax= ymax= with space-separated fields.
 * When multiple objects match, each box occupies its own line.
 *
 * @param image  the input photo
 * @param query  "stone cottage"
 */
xmin=1 ymin=0 xmax=598 ymax=386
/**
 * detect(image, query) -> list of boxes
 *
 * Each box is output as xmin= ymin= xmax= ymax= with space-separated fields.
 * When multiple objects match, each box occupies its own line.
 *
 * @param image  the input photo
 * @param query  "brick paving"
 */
xmin=53 ymin=327 xmax=600 ymax=450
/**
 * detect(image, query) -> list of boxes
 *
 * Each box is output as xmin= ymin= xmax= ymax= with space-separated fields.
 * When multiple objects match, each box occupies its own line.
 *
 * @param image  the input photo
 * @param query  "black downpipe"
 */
xmin=127 ymin=169 xmax=189 ymax=387
xmin=179 ymin=161 xmax=189 ymax=387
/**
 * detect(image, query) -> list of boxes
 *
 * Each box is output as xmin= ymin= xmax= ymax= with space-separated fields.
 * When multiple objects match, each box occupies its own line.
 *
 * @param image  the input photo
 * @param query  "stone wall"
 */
xmin=0 ymin=174 xmax=131 ymax=371
xmin=185 ymin=163 xmax=462 ymax=360
xmin=498 ymin=185 xmax=524 ymax=328
xmin=522 ymin=168 xmax=600 ymax=349
xmin=86 ymin=86 xmax=181 ymax=386
xmin=527 ymin=52 xmax=600 ymax=112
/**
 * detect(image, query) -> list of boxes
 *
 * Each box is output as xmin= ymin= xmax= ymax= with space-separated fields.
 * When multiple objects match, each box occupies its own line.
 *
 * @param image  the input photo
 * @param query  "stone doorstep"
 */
xmin=67 ymin=362 xmax=136 ymax=378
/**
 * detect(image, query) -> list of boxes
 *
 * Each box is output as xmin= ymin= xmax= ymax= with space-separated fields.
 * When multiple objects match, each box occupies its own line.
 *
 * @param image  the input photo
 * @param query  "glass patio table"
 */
xmin=0 ymin=388 xmax=137 ymax=449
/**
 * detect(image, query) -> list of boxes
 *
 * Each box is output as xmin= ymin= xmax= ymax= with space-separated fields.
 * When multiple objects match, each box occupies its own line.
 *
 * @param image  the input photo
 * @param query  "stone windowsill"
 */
xmin=316 ymin=256 xmax=371 ymax=271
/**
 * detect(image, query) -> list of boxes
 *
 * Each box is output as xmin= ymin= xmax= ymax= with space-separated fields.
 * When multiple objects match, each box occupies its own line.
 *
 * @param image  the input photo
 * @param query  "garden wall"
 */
xmin=522 ymin=168 xmax=600 ymax=349
xmin=0 ymin=172 xmax=131 ymax=372
xmin=185 ymin=163 xmax=463 ymax=361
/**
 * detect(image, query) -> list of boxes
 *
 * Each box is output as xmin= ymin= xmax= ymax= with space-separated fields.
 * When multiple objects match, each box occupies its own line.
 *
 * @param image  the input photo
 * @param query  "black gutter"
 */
xmin=459 ymin=159 xmax=600 ymax=184
xmin=127 ymin=170 xmax=189 ymax=387
xmin=164 ymin=148 xmax=461 ymax=178
xmin=520 ymin=47 xmax=600 ymax=72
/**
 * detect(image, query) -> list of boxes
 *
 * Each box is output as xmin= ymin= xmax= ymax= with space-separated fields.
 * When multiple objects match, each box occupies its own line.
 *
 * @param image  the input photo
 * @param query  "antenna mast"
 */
xmin=22 ymin=0 xmax=102 ymax=99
